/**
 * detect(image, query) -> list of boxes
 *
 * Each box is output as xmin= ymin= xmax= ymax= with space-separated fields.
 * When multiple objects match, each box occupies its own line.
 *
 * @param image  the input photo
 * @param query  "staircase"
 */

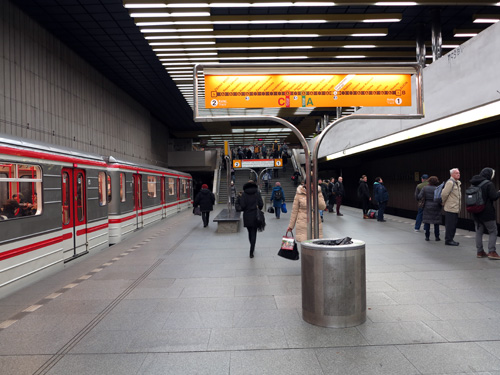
xmin=218 ymin=167 xmax=299 ymax=206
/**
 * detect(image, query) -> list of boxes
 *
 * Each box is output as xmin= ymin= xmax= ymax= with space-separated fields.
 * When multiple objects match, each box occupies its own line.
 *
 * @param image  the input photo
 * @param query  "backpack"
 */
xmin=274 ymin=189 xmax=282 ymax=201
xmin=465 ymin=180 xmax=489 ymax=214
xmin=434 ymin=179 xmax=454 ymax=204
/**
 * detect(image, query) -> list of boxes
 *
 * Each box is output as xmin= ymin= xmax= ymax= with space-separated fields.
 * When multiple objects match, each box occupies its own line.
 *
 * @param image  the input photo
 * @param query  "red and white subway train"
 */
xmin=0 ymin=134 xmax=193 ymax=299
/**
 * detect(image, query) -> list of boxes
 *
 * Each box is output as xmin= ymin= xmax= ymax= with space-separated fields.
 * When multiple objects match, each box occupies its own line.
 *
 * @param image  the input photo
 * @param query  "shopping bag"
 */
xmin=267 ymin=206 xmax=275 ymax=214
xmin=281 ymin=202 xmax=287 ymax=213
xmin=193 ymin=206 xmax=201 ymax=216
xmin=278 ymin=230 xmax=299 ymax=260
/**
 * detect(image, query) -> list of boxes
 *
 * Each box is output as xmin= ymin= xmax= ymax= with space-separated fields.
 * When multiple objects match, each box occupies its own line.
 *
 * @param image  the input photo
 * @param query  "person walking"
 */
xmin=193 ymin=184 xmax=215 ymax=227
xmin=318 ymin=179 xmax=328 ymax=222
xmin=414 ymin=174 xmax=429 ymax=231
xmin=333 ymin=176 xmax=345 ymax=216
xmin=373 ymin=177 xmax=389 ymax=222
xmin=469 ymin=167 xmax=500 ymax=259
xmin=287 ymin=182 xmax=326 ymax=243
xmin=418 ymin=176 xmax=441 ymax=241
xmin=270 ymin=182 xmax=285 ymax=219
xmin=236 ymin=180 xmax=264 ymax=258
xmin=442 ymin=168 xmax=461 ymax=246
xmin=282 ymin=151 xmax=288 ymax=172
xmin=262 ymin=170 xmax=272 ymax=193
xmin=357 ymin=175 xmax=371 ymax=219
xmin=327 ymin=177 xmax=336 ymax=213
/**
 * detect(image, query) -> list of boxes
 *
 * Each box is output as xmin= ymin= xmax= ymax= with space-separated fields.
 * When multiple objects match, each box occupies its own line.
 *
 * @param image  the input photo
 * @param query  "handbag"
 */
xmin=277 ymin=230 xmax=299 ymax=260
xmin=193 ymin=206 xmax=201 ymax=216
xmin=417 ymin=196 xmax=425 ymax=209
xmin=267 ymin=206 xmax=275 ymax=214
xmin=255 ymin=206 xmax=266 ymax=232
xmin=281 ymin=202 xmax=287 ymax=213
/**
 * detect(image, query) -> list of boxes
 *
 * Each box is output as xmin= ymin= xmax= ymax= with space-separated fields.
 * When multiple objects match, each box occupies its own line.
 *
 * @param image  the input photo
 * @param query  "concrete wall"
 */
xmin=317 ymin=21 xmax=500 ymax=159
xmin=0 ymin=0 xmax=169 ymax=166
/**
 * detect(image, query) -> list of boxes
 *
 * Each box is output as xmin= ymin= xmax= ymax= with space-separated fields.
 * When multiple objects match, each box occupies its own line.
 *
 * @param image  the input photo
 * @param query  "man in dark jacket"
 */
xmin=373 ymin=177 xmax=389 ymax=222
xmin=327 ymin=177 xmax=335 ymax=213
xmin=414 ymin=174 xmax=429 ymax=231
xmin=470 ymin=168 xmax=500 ymax=259
xmin=194 ymin=184 xmax=215 ymax=227
xmin=236 ymin=180 xmax=264 ymax=258
xmin=357 ymin=175 xmax=371 ymax=219
xmin=333 ymin=176 xmax=345 ymax=216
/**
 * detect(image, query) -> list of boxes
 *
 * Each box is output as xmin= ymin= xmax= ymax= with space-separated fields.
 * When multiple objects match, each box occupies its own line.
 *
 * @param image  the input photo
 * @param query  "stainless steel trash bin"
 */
xmin=301 ymin=238 xmax=366 ymax=328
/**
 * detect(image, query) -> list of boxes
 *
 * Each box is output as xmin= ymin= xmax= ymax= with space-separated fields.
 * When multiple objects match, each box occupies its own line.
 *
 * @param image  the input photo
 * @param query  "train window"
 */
xmin=120 ymin=173 xmax=126 ymax=202
xmin=181 ymin=179 xmax=186 ymax=195
xmin=1 ymin=163 xmax=42 ymax=220
xmin=147 ymin=176 xmax=157 ymax=198
xmin=76 ymin=173 xmax=85 ymax=221
xmin=168 ymin=178 xmax=175 ymax=196
xmin=98 ymin=172 xmax=106 ymax=206
xmin=62 ymin=172 xmax=70 ymax=225
xmin=107 ymin=174 xmax=112 ymax=203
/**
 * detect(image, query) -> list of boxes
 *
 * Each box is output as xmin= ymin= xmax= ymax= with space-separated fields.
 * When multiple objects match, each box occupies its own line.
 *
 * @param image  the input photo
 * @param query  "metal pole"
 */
xmin=226 ymin=155 xmax=231 ymax=212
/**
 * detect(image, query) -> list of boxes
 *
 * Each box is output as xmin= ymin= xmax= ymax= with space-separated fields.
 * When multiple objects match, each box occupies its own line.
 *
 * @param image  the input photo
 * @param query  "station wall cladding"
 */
xmin=319 ymin=120 xmax=500 ymax=233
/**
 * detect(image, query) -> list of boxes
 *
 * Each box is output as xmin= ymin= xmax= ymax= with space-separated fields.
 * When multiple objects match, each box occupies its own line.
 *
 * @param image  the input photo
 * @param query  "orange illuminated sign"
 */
xmin=205 ymin=74 xmax=411 ymax=109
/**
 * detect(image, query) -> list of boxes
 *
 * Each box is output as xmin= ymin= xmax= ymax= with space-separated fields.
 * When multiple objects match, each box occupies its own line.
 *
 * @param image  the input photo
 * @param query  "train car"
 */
xmin=0 ymin=134 xmax=193 ymax=299
xmin=106 ymin=157 xmax=192 ymax=244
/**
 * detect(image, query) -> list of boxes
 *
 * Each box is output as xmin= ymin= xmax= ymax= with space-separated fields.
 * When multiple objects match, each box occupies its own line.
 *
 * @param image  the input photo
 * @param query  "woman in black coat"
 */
xmin=418 ymin=176 xmax=442 ymax=241
xmin=236 ymin=180 xmax=264 ymax=258
xmin=194 ymin=184 xmax=215 ymax=227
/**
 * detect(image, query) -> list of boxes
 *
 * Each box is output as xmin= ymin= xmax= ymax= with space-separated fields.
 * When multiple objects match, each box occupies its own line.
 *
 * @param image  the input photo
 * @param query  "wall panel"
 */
xmin=0 ymin=0 xmax=170 ymax=166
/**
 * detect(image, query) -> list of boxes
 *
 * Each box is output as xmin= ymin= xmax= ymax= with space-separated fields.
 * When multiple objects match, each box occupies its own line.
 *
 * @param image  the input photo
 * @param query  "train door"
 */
xmin=133 ymin=173 xmax=143 ymax=228
xmin=62 ymin=168 xmax=88 ymax=261
xmin=161 ymin=176 xmax=166 ymax=218
xmin=176 ymin=177 xmax=181 ymax=212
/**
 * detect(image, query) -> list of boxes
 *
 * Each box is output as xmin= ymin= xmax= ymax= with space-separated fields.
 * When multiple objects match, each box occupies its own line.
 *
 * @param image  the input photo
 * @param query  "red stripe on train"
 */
xmin=0 ymin=236 xmax=65 ymax=261
xmin=76 ymin=223 xmax=108 ymax=236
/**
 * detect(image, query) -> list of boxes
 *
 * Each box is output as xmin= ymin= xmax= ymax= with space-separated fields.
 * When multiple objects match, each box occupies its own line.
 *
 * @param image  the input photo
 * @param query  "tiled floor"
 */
xmin=1 ymin=205 xmax=500 ymax=374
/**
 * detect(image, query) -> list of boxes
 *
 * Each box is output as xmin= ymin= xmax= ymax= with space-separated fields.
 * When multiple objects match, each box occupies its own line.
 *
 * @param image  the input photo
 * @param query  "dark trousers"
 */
xmin=424 ymin=223 xmax=440 ymax=239
xmin=202 ymin=211 xmax=210 ymax=227
xmin=328 ymin=196 xmax=335 ymax=212
xmin=275 ymin=206 xmax=281 ymax=219
xmin=361 ymin=198 xmax=370 ymax=215
xmin=444 ymin=211 xmax=458 ymax=242
xmin=377 ymin=201 xmax=387 ymax=221
xmin=247 ymin=226 xmax=257 ymax=255
xmin=336 ymin=196 xmax=342 ymax=214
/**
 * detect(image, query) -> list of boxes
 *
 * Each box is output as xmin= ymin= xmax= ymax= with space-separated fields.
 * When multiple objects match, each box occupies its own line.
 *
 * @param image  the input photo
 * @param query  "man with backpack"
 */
xmin=270 ymin=182 xmax=285 ymax=219
xmin=441 ymin=168 xmax=462 ymax=246
xmin=468 ymin=167 xmax=500 ymax=259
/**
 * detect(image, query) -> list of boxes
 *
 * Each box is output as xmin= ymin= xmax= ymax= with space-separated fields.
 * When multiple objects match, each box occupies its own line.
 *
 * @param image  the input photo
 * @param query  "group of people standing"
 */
xmin=414 ymin=167 xmax=500 ymax=259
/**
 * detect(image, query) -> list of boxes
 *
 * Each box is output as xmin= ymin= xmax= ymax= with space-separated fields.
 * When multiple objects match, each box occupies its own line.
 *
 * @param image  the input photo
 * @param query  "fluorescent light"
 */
xmin=326 ymin=100 xmax=500 ymax=161
xmin=343 ymin=45 xmax=376 ymax=48
xmin=124 ymin=4 xmax=168 ymax=8
xmin=442 ymin=44 xmax=459 ymax=48
xmin=454 ymin=33 xmax=478 ymax=37
xmin=362 ymin=19 xmax=400 ymax=23
xmin=141 ymin=28 xmax=213 ymax=33
xmin=130 ymin=12 xmax=210 ymax=17
xmin=473 ymin=18 xmax=499 ymax=23
xmin=149 ymin=34 xmax=320 ymax=40
xmin=375 ymin=2 xmax=417 ymax=5
xmin=335 ymin=55 xmax=367 ymax=59
xmin=351 ymin=33 xmax=387 ymax=37
xmin=157 ymin=52 xmax=218 ymax=57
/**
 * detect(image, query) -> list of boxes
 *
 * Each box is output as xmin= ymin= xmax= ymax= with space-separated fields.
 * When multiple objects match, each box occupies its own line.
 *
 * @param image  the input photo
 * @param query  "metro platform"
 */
xmin=1 ymin=206 xmax=500 ymax=375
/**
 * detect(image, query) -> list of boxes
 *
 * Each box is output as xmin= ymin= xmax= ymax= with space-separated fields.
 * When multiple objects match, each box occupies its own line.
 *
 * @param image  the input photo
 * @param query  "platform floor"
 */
xmin=1 ymin=205 xmax=500 ymax=375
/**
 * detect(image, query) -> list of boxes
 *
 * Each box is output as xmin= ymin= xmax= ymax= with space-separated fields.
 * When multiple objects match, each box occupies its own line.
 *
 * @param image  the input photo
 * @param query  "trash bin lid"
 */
xmin=301 ymin=238 xmax=365 ymax=251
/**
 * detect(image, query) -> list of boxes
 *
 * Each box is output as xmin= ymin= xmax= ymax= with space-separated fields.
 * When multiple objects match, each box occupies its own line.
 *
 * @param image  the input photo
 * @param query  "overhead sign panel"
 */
xmin=205 ymin=74 xmax=411 ymax=109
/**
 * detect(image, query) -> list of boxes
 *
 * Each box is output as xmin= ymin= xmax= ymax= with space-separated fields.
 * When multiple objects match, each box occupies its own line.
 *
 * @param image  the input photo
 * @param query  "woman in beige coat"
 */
xmin=287 ymin=183 xmax=327 ymax=242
